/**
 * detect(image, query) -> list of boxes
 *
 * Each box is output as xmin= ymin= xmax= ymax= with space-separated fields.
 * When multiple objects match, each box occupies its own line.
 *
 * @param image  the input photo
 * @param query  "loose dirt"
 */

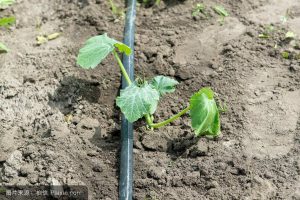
xmin=0 ymin=0 xmax=299 ymax=199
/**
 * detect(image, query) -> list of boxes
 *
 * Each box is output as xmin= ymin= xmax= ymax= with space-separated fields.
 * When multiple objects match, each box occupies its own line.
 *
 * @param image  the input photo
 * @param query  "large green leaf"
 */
xmin=190 ymin=88 xmax=220 ymax=136
xmin=0 ymin=0 xmax=15 ymax=9
xmin=0 ymin=42 xmax=9 ymax=53
xmin=150 ymin=75 xmax=179 ymax=96
xmin=0 ymin=16 xmax=15 ymax=27
xmin=76 ymin=33 xmax=131 ymax=69
xmin=116 ymin=83 xmax=160 ymax=122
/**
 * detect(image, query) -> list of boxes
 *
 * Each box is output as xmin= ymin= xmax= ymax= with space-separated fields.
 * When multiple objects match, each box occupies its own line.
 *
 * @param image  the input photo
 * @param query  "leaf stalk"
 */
xmin=148 ymin=106 xmax=191 ymax=128
xmin=112 ymin=50 xmax=132 ymax=85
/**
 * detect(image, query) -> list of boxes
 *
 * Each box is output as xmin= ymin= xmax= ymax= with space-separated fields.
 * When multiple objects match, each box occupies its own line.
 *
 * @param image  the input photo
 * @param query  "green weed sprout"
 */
xmin=76 ymin=34 xmax=220 ymax=137
xmin=108 ymin=0 xmax=125 ymax=19
xmin=192 ymin=3 xmax=205 ymax=17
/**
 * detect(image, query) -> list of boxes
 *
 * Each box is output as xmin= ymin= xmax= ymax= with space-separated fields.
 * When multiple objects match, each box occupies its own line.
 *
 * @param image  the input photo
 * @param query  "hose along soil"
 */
xmin=119 ymin=0 xmax=136 ymax=199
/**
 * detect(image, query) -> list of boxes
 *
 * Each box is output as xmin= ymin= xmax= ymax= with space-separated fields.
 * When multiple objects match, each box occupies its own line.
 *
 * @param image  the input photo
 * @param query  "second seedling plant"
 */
xmin=76 ymin=34 xmax=220 ymax=137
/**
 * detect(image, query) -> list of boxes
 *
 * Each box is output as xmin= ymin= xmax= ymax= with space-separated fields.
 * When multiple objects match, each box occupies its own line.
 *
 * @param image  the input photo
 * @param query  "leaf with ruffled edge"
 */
xmin=116 ymin=83 xmax=160 ymax=122
xmin=151 ymin=75 xmax=179 ymax=96
xmin=76 ymin=33 xmax=131 ymax=69
xmin=190 ymin=88 xmax=220 ymax=136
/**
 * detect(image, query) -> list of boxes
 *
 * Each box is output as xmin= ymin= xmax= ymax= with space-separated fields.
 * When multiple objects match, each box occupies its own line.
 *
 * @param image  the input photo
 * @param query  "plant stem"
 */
xmin=113 ymin=50 xmax=157 ymax=127
xmin=145 ymin=114 xmax=153 ymax=125
xmin=112 ymin=50 xmax=132 ymax=85
xmin=148 ymin=106 xmax=191 ymax=128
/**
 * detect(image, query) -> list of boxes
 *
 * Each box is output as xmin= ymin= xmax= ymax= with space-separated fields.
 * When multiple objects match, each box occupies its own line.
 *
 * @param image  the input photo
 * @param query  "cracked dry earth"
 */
xmin=0 ymin=0 xmax=300 ymax=199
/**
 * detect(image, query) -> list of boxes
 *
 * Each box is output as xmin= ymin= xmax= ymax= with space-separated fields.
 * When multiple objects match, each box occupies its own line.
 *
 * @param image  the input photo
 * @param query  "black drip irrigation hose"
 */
xmin=119 ymin=0 xmax=136 ymax=199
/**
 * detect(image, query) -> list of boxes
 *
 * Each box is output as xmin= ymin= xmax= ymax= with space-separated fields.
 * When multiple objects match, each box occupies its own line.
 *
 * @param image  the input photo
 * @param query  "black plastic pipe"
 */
xmin=119 ymin=0 xmax=136 ymax=199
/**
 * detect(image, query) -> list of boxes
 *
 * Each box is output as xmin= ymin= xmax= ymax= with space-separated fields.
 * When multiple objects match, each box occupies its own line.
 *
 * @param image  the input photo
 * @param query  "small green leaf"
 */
xmin=116 ymin=83 xmax=160 ymax=122
xmin=0 ymin=42 xmax=9 ymax=53
xmin=76 ymin=33 xmax=131 ymax=69
xmin=280 ymin=15 xmax=288 ymax=24
xmin=47 ymin=32 xmax=61 ymax=40
xmin=282 ymin=51 xmax=290 ymax=59
xmin=285 ymin=31 xmax=296 ymax=39
xmin=114 ymin=43 xmax=131 ymax=56
xmin=192 ymin=3 xmax=205 ymax=17
xmin=213 ymin=5 xmax=229 ymax=17
xmin=151 ymin=76 xmax=179 ymax=96
xmin=258 ymin=33 xmax=269 ymax=39
xmin=0 ymin=16 xmax=16 ymax=27
xmin=36 ymin=35 xmax=48 ymax=45
xmin=0 ymin=0 xmax=15 ymax=9
xmin=190 ymin=88 xmax=220 ymax=136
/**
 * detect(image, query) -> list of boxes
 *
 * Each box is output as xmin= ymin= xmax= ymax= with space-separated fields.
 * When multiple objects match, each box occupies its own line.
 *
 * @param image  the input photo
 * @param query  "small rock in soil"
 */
xmin=206 ymin=180 xmax=220 ymax=189
xmin=189 ymin=140 xmax=209 ymax=157
xmin=87 ymin=151 xmax=98 ymax=157
xmin=28 ymin=174 xmax=39 ymax=184
xmin=92 ymin=161 xmax=105 ymax=172
xmin=0 ymin=129 xmax=19 ymax=162
xmin=171 ymin=176 xmax=183 ymax=187
xmin=23 ymin=145 xmax=36 ymax=157
xmin=176 ymin=66 xmax=193 ymax=80
xmin=141 ymin=132 xmax=169 ymax=151
xmin=78 ymin=117 xmax=100 ymax=130
xmin=182 ymin=171 xmax=200 ymax=186
xmin=20 ymin=164 xmax=35 ymax=177
xmin=5 ymin=150 xmax=24 ymax=170
xmin=147 ymin=166 xmax=166 ymax=180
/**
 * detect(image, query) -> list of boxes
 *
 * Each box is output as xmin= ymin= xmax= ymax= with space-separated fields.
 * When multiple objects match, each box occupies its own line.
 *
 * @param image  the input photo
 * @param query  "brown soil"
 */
xmin=1 ymin=0 xmax=300 ymax=199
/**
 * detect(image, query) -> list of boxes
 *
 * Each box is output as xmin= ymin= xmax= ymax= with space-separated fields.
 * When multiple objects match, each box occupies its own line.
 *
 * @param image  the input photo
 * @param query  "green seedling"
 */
xmin=258 ymin=25 xmax=274 ymax=39
xmin=213 ymin=5 xmax=229 ymax=17
xmin=280 ymin=9 xmax=291 ymax=24
xmin=213 ymin=5 xmax=229 ymax=25
xmin=285 ymin=31 xmax=296 ymax=39
xmin=0 ymin=16 xmax=15 ymax=27
xmin=280 ymin=15 xmax=288 ymax=24
xmin=108 ymin=0 xmax=125 ymax=19
xmin=0 ymin=0 xmax=14 ymax=9
xmin=281 ymin=51 xmax=289 ymax=59
xmin=76 ymin=33 xmax=221 ymax=137
xmin=36 ymin=32 xmax=61 ymax=45
xmin=192 ymin=3 xmax=206 ymax=17
xmin=0 ymin=42 xmax=9 ymax=53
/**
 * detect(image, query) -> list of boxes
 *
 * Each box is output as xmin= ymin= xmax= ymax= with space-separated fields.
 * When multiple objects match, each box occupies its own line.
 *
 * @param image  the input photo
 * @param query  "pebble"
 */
xmin=92 ymin=161 xmax=104 ymax=172
xmin=147 ymin=166 xmax=166 ymax=180
xmin=189 ymin=140 xmax=209 ymax=157
xmin=141 ymin=133 xmax=169 ymax=152
xmin=87 ymin=151 xmax=98 ymax=157
xmin=20 ymin=164 xmax=35 ymax=177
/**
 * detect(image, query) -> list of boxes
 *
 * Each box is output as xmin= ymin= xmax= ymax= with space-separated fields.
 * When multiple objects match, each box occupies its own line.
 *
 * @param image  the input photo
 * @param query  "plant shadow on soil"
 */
xmin=48 ymin=76 xmax=101 ymax=115
xmin=166 ymin=133 xmax=202 ymax=158
xmin=139 ymin=0 xmax=185 ymax=8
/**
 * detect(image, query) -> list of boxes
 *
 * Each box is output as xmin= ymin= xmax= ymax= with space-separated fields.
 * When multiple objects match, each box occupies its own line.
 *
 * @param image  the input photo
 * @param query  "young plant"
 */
xmin=258 ymin=25 xmax=274 ymax=39
xmin=0 ymin=16 xmax=15 ymax=27
xmin=192 ymin=3 xmax=206 ymax=17
xmin=107 ymin=0 xmax=125 ymax=19
xmin=213 ymin=5 xmax=229 ymax=25
xmin=0 ymin=0 xmax=14 ymax=9
xmin=285 ymin=31 xmax=296 ymax=39
xmin=76 ymin=33 xmax=220 ymax=137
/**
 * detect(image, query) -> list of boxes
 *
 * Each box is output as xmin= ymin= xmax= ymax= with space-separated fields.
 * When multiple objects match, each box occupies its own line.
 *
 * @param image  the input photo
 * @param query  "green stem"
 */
xmin=145 ymin=114 xmax=153 ymax=125
xmin=113 ymin=50 xmax=158 ymax=127
xmin=113 ymin=50 xmax=132 ymax=85
xmin=148 ymin=106 xmax=191 ymax=128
